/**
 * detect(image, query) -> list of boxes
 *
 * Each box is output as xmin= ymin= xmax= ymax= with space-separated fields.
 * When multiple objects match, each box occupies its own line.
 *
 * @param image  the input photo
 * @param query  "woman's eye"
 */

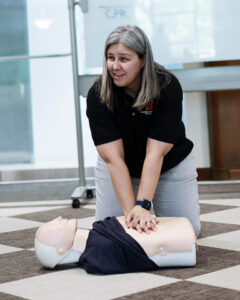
xmin=120 ymin=57 xmax=128 ymax=62
xmin=107 ymin=56 xmax=114 ymax=61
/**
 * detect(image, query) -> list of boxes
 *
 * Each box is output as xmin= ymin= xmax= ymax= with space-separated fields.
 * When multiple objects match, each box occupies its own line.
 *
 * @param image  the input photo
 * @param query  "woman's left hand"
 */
xmin=125 ymin=206 xmax=159 ymax=233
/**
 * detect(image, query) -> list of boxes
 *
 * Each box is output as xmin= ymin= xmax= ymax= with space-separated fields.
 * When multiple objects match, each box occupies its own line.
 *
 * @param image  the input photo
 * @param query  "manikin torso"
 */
xmin=35 ymin=216 xmax=196 ymax=269
xmin=117 ymin=216 xmax=195 ymax=256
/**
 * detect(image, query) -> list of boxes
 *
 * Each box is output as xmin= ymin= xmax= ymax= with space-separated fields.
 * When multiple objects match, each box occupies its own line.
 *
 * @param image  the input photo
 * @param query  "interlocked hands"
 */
xmin=125 ymin=206 xmax=159 ymax=233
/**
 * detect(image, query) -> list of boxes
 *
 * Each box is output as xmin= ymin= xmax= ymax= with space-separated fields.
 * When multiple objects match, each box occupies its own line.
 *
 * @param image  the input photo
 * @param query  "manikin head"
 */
xmin=35 ymin=216 xmax=78 ymax=268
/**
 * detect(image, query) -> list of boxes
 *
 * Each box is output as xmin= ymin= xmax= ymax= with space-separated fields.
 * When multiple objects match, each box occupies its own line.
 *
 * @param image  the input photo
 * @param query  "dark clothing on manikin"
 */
xmin=78 ymin=216 xmax=158 ymax=274
xmin=86 ymin=72 xmax=193 ymax=178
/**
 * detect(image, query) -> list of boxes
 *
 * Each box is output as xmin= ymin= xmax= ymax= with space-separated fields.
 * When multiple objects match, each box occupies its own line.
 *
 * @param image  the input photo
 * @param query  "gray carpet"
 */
xmin=1 ymin=181 xmax=240 ymax=203
xmin=0 ymin=181 xmax=79 ymax=202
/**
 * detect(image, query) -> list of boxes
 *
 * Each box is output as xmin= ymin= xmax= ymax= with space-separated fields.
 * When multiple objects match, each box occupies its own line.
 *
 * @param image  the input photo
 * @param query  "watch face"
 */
xmin=142 ymin=200 xmax=151 ymax=210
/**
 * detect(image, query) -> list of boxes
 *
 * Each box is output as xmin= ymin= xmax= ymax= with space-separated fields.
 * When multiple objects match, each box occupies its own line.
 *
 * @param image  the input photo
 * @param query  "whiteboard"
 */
xmin=77 ymin=0 xmax=240 ymax=73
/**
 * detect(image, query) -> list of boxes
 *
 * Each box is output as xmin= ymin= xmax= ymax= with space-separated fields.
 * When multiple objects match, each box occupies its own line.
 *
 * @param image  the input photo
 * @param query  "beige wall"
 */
xmin=183 ymin=63 xmax=210 ymax=168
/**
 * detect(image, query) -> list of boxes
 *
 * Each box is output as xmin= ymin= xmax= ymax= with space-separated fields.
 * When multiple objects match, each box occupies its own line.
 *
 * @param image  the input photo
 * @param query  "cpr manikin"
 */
xmin=35 ymin=217 xmax=86 ymax=268
xmin=35 ymin=216 xmax=197 ymax=271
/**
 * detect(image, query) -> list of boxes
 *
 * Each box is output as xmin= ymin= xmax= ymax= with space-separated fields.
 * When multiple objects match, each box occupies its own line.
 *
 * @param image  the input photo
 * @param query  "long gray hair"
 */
xmin=98 ymin=25 xmax=170 ymax=111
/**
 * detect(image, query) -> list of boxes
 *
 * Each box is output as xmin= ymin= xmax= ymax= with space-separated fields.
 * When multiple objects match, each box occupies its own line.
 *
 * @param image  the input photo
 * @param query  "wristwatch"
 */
xmin=134 ymin=199 xmax=152 ymax=211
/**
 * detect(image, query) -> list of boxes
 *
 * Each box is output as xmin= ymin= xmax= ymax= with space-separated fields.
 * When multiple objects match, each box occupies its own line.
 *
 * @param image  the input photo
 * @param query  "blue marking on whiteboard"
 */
xmin=99 ymin=6 xmax=128 ymax=19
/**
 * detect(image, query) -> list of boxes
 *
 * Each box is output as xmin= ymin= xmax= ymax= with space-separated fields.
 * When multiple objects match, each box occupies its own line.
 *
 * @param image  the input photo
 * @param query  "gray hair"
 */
xmin=98 ymin=25 xmax=170 ymax=111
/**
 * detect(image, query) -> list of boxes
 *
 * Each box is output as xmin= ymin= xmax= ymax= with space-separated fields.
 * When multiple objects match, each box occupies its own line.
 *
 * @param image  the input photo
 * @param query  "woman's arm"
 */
xmin=137 ymin=138 xmax=173 ymax=201
xmin=97 ymin=139 xmax=135 ymax=216
xmin=126 ymin=138 xmax=173 ymax=232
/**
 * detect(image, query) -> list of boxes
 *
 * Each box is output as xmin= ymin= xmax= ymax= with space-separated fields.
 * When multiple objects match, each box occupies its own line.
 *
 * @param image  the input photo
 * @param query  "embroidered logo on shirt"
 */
xmin=140 ymin=100 xmax=154 ymax=115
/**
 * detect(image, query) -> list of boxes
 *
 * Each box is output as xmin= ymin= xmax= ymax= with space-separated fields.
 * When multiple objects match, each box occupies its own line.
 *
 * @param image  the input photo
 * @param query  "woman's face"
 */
xmin=106 ymin=43 xmax=145 ymax=94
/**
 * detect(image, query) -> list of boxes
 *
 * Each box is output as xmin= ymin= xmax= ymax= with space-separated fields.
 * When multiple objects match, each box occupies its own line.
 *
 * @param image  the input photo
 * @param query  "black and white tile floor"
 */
xmin=0 ymin=198 xmax=239 ymax=299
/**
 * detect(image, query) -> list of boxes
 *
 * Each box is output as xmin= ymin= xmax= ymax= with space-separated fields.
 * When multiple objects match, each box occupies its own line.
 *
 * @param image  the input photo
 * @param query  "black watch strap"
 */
xmin=135 ymin=199 xmax=152 ymax=211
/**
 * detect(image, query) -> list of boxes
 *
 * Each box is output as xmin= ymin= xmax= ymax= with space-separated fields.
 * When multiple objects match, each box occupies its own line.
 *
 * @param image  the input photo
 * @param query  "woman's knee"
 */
xmin=95 ymin=203 xmax=123 ymax=221
xmin=192 ymin=218 xmax=201 ymax=238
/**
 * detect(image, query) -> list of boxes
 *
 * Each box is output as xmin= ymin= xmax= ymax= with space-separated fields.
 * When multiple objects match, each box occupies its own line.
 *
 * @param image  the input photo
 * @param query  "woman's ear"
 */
xmin=141 ymin=55 xmax=146 ymax=68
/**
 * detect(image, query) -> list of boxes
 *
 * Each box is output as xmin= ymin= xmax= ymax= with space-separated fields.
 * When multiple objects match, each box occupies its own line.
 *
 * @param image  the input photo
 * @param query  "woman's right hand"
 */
xmin=125 ymin=206 xmax=159 ymax=233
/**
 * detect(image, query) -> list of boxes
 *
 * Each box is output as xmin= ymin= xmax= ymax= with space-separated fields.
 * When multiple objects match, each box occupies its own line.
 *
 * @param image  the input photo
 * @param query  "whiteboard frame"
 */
xmin=78 ymin=65 xmax=240 ymax=97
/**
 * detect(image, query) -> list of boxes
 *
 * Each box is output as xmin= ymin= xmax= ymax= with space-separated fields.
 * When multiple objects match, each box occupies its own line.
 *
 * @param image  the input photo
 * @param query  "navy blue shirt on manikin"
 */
xmin=78 ymin=217 xmax=158 ymax=274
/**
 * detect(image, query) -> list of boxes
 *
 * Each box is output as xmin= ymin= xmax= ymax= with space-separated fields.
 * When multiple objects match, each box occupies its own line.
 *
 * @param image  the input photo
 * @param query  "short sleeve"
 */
xmin=148 ymin=74 xmax=183 ymax=144
xmin=86 ymin=84 xmax=121 ymax=146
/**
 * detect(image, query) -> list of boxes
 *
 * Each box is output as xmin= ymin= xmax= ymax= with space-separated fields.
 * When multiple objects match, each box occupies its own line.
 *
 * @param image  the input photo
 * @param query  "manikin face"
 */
xmin=35 ymin=216 xmax=77 ymax=254
xmin=106 ymin=43 xmax=145 ymax=94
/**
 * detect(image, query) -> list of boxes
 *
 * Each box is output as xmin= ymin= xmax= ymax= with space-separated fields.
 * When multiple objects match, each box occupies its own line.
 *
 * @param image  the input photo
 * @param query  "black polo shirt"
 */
xmin=86 ymin=72 xmax=193 ymax=178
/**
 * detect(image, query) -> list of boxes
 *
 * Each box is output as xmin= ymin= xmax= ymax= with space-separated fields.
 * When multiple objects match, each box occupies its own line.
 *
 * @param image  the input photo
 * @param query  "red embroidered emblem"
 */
xmin=145 ymin=100 xmax=153 ymax=111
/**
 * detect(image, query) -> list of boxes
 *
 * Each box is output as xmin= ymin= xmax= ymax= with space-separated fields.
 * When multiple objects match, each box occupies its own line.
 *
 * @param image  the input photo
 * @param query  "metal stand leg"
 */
xmin=68 ymin=0 xmax=95 ymax=208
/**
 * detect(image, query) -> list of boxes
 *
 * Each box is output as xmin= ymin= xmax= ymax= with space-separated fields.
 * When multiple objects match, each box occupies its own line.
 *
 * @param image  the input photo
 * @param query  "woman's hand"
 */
xmin=125 ymin=206 xmax=159 ymax=233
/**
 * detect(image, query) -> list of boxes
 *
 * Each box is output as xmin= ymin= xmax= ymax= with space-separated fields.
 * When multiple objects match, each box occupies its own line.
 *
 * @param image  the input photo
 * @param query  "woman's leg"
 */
xmin=95 ymin=152 xmax=201 ymax=236
xmin=152 ymin=152 xmax=201 ymax=237
xmin=95 ymin=156 xmax=124 ymax=220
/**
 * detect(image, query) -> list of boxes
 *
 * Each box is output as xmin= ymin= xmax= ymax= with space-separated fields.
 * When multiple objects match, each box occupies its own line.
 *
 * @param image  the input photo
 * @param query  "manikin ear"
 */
xmin=56 ymin=245 xmax=69 ymax=255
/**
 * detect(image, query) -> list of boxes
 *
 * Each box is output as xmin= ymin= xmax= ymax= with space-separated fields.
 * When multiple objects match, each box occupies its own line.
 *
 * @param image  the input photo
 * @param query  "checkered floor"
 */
xmin=0 ymin=198 xmax=240 ymax=300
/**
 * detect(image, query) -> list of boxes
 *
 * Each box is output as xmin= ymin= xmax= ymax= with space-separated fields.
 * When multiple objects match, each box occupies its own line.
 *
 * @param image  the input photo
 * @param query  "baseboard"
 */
xmin=197 ymin=167 xmax=240 ymax=180
xmin=212 ymin=168 xmax=240 ymax=180
xmin=197 ymin=168 xmax=212 ymax=181
xmin=0 ymin=167 xmax=95 ymax=182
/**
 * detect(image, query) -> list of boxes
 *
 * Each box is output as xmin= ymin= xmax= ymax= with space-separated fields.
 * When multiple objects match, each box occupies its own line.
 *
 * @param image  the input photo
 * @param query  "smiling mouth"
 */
xmin=113 ymin=73 xmax=125 ymax=79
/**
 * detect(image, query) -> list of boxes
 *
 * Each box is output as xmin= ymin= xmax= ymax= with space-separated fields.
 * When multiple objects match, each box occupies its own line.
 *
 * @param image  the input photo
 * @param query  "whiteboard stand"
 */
xmin=68 ymin=0 xmax=95 ymax=208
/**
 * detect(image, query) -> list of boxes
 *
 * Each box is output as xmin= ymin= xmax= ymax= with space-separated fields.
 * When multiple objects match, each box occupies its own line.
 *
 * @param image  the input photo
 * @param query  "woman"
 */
xmin=86 ymin=25 xmax=201 ymax=236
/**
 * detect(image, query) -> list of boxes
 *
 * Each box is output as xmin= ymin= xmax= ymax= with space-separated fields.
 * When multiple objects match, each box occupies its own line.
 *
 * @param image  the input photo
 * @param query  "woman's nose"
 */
xmin=113 ymin=60 xmax=120 ymax=70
